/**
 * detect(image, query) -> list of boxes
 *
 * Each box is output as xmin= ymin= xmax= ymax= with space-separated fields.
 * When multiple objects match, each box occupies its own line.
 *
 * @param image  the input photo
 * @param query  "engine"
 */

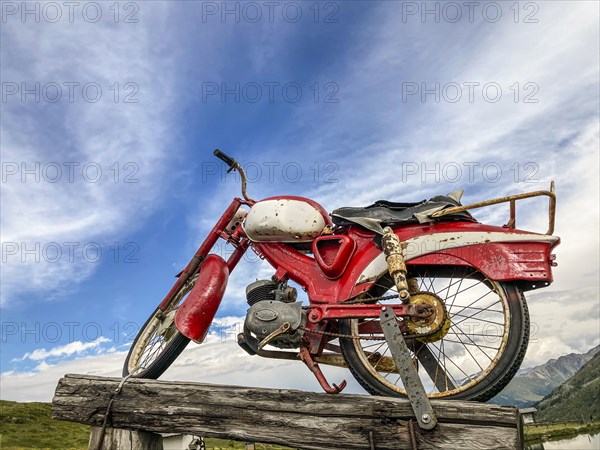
xmin=242 ymin=279 xmax=305 ymax=350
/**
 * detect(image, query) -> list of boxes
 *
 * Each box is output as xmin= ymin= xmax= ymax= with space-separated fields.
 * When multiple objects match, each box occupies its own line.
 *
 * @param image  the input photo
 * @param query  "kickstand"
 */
xmin=298 ymin=347 xmax=347 ymax=394
xmin=379 ymin=307 xmax=437 ymax=430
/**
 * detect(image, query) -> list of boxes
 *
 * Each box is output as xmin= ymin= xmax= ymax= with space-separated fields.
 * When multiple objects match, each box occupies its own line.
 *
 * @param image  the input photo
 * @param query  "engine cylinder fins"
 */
xmin=246 ymin=279 xmax=298 ymax=306
xmin=246 ymin=280 xmax=278 ymax=306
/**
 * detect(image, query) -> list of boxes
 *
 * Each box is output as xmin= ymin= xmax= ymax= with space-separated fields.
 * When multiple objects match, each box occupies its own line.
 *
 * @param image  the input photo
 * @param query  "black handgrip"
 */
xmin=213 ymin=149 xmax=236 ymax=167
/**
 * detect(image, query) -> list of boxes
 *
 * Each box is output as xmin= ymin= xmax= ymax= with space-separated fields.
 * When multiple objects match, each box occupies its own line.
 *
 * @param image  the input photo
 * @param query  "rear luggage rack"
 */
xmin=431 ymin=181 xmax=556 ymax=235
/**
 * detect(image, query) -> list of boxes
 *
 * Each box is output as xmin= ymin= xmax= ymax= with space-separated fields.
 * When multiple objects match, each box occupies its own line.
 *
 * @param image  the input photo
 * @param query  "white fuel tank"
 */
xmin=243 ymin=198 xmax=328 ymax=242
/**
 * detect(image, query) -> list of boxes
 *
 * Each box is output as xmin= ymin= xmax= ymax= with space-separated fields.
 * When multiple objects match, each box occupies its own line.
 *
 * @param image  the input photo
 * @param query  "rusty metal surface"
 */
xmin=379 ymin=307 xmax=437 ymax=430
xmin=229 ymin=160 xmax=254 ymax=203
xmin=382 ymin=227 xmax=410 ymax=301
xmin=298 ymin=346 xmax=347 ymax=394
xmin=408 ymin=419 xmax=419 ymax=450
xmin=257 ymin=322 xmax=292 ymax=351
xmin=407 ymin=277 xmax=420 ymax=294
xmin=307 ymin=302 xmax=431 ymax=323
xmin=403 ymin=293 xmax=449 ymax=343
xmin=256 ymin=348 xmax=346 ymax=368
xmin=431 ymin=181 xmax=556 ymax=235
xmin=244 ymin=198 xmax=328 ymax=242
xmin=255 ymin=346 xmax=403 ymax=373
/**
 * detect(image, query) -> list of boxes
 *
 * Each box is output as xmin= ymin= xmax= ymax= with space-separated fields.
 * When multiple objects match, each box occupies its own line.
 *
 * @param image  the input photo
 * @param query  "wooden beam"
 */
xmin=52 ymin=374 xmax=522 ymax=450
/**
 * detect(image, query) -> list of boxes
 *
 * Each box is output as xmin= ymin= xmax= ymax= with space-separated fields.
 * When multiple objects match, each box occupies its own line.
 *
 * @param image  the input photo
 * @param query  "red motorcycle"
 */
xmin=123 ymin=149 xmax=559 ymax=401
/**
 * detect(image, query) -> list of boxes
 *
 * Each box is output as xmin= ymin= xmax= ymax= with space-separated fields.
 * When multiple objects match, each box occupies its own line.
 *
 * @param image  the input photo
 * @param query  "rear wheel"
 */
xmin=339 ymin=267 xmax=529 ymax=401
xmin=122 ymin=275 xmax=197 ymax=379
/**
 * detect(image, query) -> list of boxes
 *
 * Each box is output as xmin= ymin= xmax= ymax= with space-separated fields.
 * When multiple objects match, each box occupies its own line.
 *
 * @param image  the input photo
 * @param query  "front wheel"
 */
xmin=123 ymin=276 xmax=196 ymax=379
xmin=339 ymin=267 xmax=529 ymax=401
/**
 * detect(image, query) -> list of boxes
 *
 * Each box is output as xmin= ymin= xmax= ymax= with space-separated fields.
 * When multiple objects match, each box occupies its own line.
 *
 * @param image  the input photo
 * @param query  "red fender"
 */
xmin=175 ymin=254 xmax=229 ymax=343
xmin=255 ymin=222 xmax=560 ymax=302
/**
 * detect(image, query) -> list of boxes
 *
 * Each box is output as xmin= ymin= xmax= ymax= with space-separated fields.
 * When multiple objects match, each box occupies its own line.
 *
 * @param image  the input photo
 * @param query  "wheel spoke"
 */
xmin=431 ymin=268 xmax=476 ymax=298
xmin=449 ymin=325 xmax=497 ymax=358
xmin=451 ymin=299 xmax=502 ymax=327
xmin=451 ymin=312 xmax=504 ymax=326
xmin=450 ymin=290 xmax=495 ymax=320
xmin=442 ymin=336 xmax=501 ymax=351
xmin=455 ymin=305 xmax=504 ymax=313
xmin=446 ymin=330 xmax=503 ymax=337
xmin=346 ymin=268 xmax=514 ymax=399
xmin=412 ymin=341 xmax=457 ymax=392
xmin=448 ymin=281 xmax=487 ymax=306
xmin=430 ymin=340 xmax=473 ymax=382
xmin=127 ymin=278 xmax=196 ymax=374
xmin=447 ymin=271 xmax=464 ymax=310
xmin=450 ymin=330 xmax=485 ymax=370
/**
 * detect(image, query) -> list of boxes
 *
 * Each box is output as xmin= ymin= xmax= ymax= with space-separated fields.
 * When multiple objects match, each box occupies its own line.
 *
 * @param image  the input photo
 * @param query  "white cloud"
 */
xmin=0 ymin=3 xmax=178 ymax=306
xmin=1 ymin=308 xmax=597 ymax=402
xmin=182 ymin=1 xmax=599 ymax=371
xmin=0 ymin=337 xmax=364 ymax=402
xmin=2 ymin=1 xmax=598 ymax=402
xmin=17 ymin=336 xmax=111 ymax=362
xmin=0 ymin=350 xmax=126 ymax=402
xmin=278 ymin=2 xmax=600 ymax=368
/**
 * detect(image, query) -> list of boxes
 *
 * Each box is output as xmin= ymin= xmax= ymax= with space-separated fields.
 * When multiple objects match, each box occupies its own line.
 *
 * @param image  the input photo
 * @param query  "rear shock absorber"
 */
xmin=382 ymin=227 xmax=410 ymax=303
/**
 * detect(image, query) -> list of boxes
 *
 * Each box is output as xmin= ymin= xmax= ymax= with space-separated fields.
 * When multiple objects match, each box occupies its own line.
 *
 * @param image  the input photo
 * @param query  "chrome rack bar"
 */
xmin=431 ymin=181 xmax=556 ymax=235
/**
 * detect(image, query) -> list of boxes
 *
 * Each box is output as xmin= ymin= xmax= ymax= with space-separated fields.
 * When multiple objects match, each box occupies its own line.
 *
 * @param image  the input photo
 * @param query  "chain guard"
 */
xmin=301 ymin=291 xmax=449 ymax=343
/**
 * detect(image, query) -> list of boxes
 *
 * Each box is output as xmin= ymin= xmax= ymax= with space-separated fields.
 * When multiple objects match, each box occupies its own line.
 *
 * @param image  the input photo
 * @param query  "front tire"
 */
xmin=339 ymin=267 xmax=529 ymax=401
xmin=122 ymin=308 xmax=190 ymax=379
xmin=123 ymin=276 xmax=197 ymax=378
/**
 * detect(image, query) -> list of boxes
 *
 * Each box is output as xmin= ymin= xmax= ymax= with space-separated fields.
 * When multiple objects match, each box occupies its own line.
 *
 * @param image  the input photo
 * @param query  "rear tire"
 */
xmin=339 ymin=268 xmax=529 ymax=401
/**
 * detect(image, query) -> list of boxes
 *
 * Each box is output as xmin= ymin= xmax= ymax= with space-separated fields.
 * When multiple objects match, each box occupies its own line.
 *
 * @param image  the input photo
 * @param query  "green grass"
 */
xmin=535 ymin=353 xmax=600 ymax=423
xmin=5 ymin=399 xmax=600 ymax=449
xmin=524 ymin=421 xmax=600 ymax=444
xmin=0 ymin=400 xmax=89 ymax=449
xmin=203 ymin=439 xmax=294 ymax=449
xmin=0 ymin=400 xmax=294 ymax=449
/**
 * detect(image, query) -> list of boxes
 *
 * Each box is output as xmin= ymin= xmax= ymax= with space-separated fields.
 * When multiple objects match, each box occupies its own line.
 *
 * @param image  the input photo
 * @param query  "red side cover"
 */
xmin=175 ymin=254 xmax=229 ymax=343
xmin=313 ymin=235 xmax=357 ymax=279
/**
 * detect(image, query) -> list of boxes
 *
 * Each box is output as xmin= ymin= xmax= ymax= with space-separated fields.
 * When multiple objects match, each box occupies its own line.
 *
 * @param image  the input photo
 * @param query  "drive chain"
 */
xmin=300 ymin=293 xmax=439 ymax=341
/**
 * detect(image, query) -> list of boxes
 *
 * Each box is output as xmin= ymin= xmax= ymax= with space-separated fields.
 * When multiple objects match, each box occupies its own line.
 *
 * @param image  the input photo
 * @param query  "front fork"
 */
xmin=158 ymin=198 xmax=251 ymax=342
xmin=158 ymin=198 xmax=249 ymax=311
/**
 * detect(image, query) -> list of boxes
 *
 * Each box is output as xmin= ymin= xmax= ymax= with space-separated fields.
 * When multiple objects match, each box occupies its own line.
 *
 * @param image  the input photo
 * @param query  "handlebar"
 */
xmin=212 ymin=148 xmax=254 ymax=203
xmin=213 ymin=149 xmax=236 ymax=169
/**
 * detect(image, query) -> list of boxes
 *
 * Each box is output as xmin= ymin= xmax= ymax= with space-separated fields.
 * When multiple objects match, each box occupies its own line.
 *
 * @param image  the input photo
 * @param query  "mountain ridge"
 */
xmin=535 ymin=351 xmax=600 ymax=422
xmin=489 ymin=344 xmax=600 ymax=408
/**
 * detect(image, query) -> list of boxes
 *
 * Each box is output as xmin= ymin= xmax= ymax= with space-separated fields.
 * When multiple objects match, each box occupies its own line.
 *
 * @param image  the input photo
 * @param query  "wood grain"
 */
xmin=52 ymin=374 xmax=522 ymax=450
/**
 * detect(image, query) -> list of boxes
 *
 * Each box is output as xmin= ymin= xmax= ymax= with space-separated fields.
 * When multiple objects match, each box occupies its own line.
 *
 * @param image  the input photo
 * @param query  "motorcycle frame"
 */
xmin=162 ymin=196 xmax=559 ymax=359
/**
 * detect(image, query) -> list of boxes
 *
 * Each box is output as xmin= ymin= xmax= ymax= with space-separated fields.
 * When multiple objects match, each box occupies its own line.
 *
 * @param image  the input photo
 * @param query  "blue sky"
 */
xmin=1 ymin=1 xmax=599 ymax=400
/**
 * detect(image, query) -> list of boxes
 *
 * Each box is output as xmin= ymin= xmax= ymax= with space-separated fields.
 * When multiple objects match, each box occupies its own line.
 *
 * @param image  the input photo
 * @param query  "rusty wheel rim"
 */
xmin=350 ymin=268 xmax=510 ymax=398
xmin=128 ymin=275 xmax=198 ymax=373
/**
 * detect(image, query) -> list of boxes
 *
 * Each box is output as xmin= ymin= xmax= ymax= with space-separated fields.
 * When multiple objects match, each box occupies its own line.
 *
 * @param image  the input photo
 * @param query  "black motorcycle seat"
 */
xmin=331 ymin=192 xmax=475 ymax=234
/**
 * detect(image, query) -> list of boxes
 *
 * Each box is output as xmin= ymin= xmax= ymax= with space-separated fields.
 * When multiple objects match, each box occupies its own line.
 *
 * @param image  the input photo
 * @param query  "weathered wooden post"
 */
xmin=52 ymin=374 xmax=524 ymax=450
xmin=88 ymin=426 xmax=163 ymax=450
